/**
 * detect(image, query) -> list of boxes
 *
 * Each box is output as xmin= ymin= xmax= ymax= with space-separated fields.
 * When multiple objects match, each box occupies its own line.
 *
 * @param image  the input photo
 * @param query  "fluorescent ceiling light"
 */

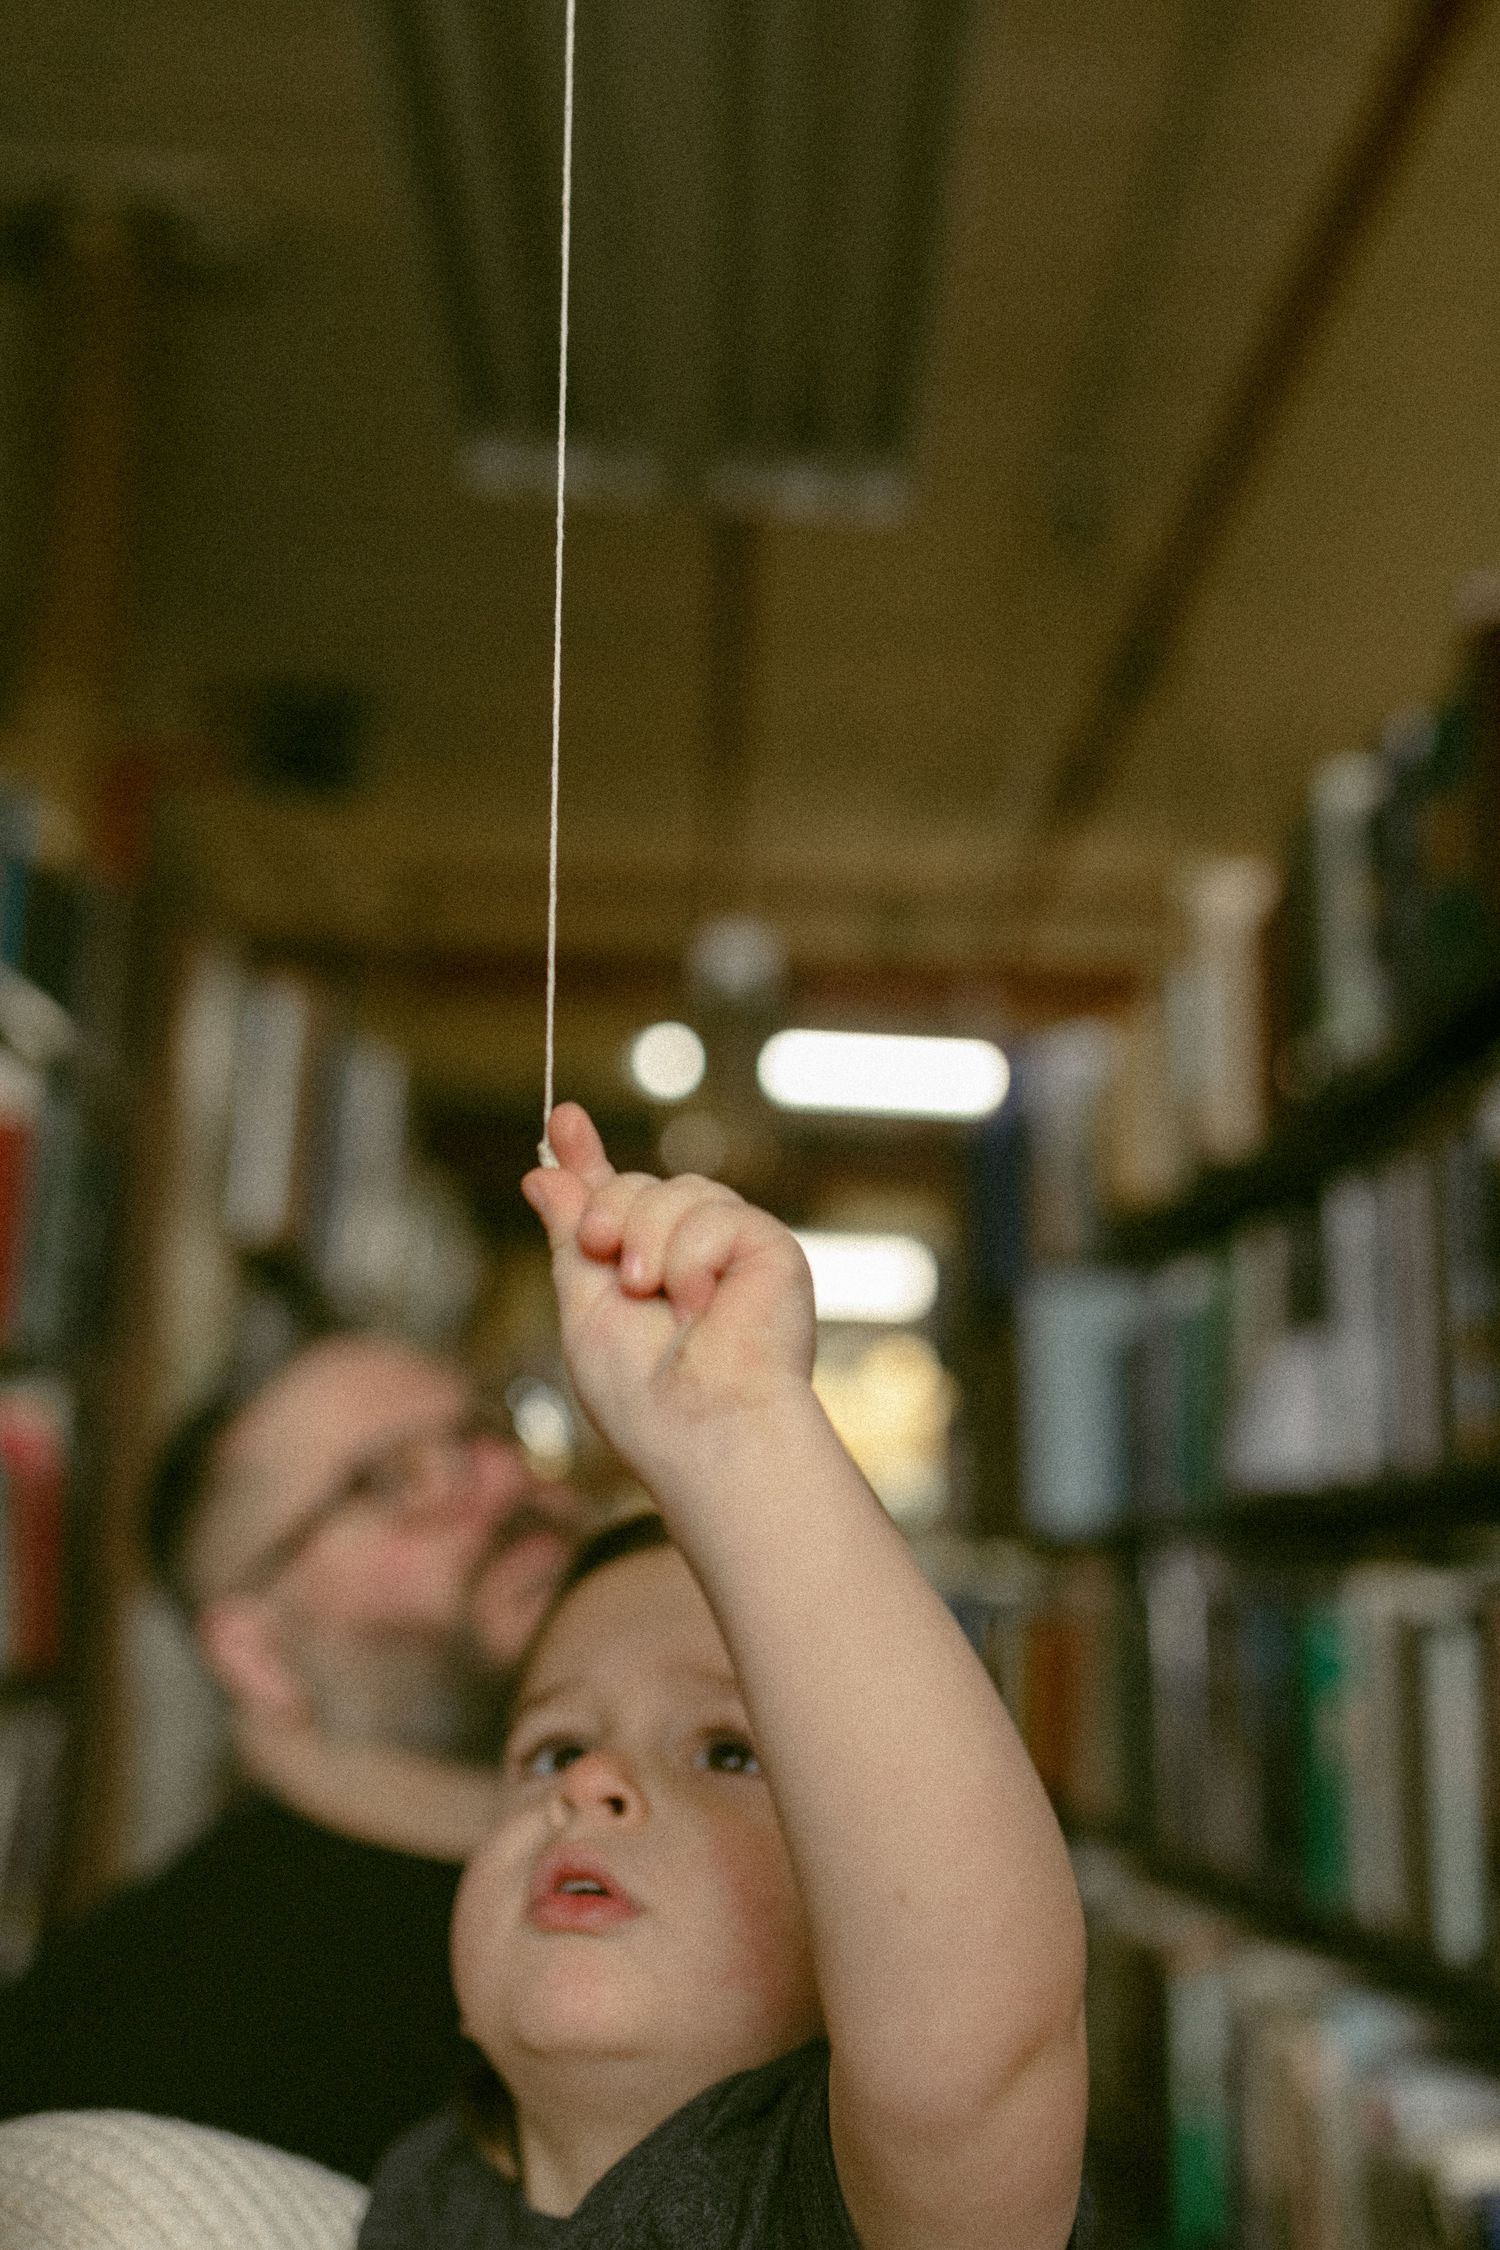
xmin=628 ymin=1021 xmax=707 ymax=1102
xmin=758 ymin=1030 xmax=1009 ymax=1120
xmin=793 ymin=1231 xmax=940 ymax=1324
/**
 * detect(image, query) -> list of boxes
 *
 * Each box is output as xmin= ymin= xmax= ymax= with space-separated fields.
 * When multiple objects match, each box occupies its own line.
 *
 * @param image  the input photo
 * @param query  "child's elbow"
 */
xmin=983 ymin=1881 xmax=1089 ymax=2105
xmin=832 ymin=2013 xmax=1089 ymax=2250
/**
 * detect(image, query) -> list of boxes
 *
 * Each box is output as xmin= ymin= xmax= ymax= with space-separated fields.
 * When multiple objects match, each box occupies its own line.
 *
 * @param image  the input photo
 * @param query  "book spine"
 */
xmin=1418 ymin=1617 xmax=1488 ymax=1970
xmin=1307 ymin=751 xmax=1392 ymax=1072
xmin=0 ymin=1703 xmax=67 ymax=1977
xmin=0 ymin=1389 xmax=71 ymax=1678
xmin=1298 ymin=1598 xmax=1350 ymax=1918
xmin=220 ymin=976 xmax=314 ymax=1249
xmin=12 ymin=1079 xmax=86 ymax=1360
xmin=1017 ymin=1269 xmax=1139 ymax=1538
xmin=1341 ymin=1569 xmax=1410 ymax=1937
xmin=0 ymin=1052 xmax=43 ymax=1345
xmin=1165 ymin=1956 xmax=1234 ymax=2249
xmin=1439 ymin=1094 xmax=1500 ymax=1462
xmin=0 ymin=782 xmax=40 ymax=973
xmin=0 ymin=1465 xmax=11 ymax=1677
xmin=1381 ymin=1152 xmax=1446 ymax=1478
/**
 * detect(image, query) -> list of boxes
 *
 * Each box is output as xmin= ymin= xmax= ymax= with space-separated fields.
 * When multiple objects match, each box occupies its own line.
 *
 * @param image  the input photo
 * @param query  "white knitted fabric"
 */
xmin=0 ymin=2110 xmax=367 ymax=2250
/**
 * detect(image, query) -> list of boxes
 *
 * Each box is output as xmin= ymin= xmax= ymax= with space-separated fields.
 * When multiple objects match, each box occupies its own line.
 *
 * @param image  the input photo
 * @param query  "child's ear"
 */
xmin=195 ymin=1594 xmax=310 ymax=1725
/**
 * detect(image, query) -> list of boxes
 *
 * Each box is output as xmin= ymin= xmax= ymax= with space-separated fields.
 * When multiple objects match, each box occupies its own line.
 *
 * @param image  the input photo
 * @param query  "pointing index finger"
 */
xmin=546 ymin=1101 xmax=615 ymax=1187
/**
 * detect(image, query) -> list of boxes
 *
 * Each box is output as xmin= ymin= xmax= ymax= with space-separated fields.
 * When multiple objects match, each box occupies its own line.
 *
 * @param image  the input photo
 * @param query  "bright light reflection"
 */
xmin=793 ymin=1231 xmax=940 ymax=1324
xmin=504 ymin=1378 xmax=574 ymax=1468
xmin=758 ymin=1029 xmax=1009 ymax=1119
xmin=628 ymin=1021 xmax=707 ymax=1103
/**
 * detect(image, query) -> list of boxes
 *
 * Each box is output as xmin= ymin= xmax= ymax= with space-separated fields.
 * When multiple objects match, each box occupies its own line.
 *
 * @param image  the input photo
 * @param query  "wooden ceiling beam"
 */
xmin=257 ymin=934 xmax=1140 ymax=1019
xmin=163 ymin=783 xmax=1175 ymax=975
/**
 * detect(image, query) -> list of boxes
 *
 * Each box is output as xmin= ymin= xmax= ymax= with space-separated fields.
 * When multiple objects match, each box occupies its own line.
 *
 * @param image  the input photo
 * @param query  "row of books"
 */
xmin=923 ymin=1537 xmax=1139 ymax=1838
xmin=933 ymin=1535 xmax=1500 ymax=1988
xmin=1080 ymin=1843 xmax=1500 ymax=2250
xmin=1017 ymin=1070 xmax=1500 ymax=1531
xmin=1142 ymin=1548 xmax=1499 ymax=1977
xmin=0 ymin=1044 xmax=111 ymax=1368
xmin=1013 ymin=590 xmax=1500 ymax=1244
xmin=0 ymin=783 xmax=133 ymax=1955
xmin=114 ymin=946 xmax=493 ymax=1887
xmin=0 ymin=783 xmax=128 ymax=1370
xmin=217 ymin=965 xmax=482 ymax=1345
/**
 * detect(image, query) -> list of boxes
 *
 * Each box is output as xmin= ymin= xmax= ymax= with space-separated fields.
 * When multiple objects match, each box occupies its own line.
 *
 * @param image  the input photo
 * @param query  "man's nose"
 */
xmin=462 ymin=1435 xmax=553 ymax=1521
xmin=553 ymin=1749 xmax=645 ymax=1823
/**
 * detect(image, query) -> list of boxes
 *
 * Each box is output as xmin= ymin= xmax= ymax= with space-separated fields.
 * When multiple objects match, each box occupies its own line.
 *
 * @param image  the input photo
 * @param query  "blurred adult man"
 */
xmin=0 ymin=1334 xmax=580 ymax=2182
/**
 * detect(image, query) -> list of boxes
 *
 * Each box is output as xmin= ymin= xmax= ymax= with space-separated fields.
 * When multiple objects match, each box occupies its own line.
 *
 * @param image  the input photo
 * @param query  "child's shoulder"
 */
xmin=359 ymin=2107 xmax=505 ymax=2249
xmin=359 ymin=2043 xmax=852 ymax=2250
xmin=609 ymin=2040 xmax=859 ymax=2247
xmin=360 ymin=2055 xmax=1091 ymax=2250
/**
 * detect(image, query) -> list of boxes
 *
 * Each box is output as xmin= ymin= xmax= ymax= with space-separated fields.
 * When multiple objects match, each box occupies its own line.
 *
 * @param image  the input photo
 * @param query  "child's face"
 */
xmin=452 ymin=1547 xmax=822 ymax=2091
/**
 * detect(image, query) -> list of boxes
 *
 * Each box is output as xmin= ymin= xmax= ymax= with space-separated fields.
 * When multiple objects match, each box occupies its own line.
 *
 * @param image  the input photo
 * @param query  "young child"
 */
xmin=360 ymin=1103 xmax=1088 ymax=2249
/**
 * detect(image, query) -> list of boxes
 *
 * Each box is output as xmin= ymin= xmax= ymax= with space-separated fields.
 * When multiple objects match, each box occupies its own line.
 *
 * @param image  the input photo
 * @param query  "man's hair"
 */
xmin=143 ymin=1382 xmax=261 ymax=1615
xmin=147 ymin=1255 xmax=347 ymax=1612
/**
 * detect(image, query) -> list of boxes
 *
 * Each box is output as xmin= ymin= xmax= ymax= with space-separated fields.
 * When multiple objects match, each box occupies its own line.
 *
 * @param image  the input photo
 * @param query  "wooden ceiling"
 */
xmin=2 ymin=0 xmax=1499 ymax=1117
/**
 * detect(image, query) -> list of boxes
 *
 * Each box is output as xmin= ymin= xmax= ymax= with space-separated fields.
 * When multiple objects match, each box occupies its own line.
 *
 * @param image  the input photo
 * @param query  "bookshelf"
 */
xmin=101 ymin=931 xmax=493 ymax=1894
xmin=0 ymin=797 xmax=143 ymax=1974
xmin=953 ymin=599 xmax=1500 ymax=2245
xmin=1036 ymin=1464 xmax=1500 ymax=1558
xmin=1125 ymin=1845 xmax=1500 ymax=2050
xmin=1102 ymin=970 xmax=1500 ymax=1268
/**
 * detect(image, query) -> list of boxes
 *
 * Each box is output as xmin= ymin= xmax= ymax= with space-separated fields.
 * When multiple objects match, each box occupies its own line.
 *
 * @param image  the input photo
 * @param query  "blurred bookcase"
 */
xmin=0 ymin=829 xmax=495 ymax=1953
xmin=0 ymin=777 xmax=143 ymax=1973
xmin=101 ymin=928 xmax=491 ymax=1897
xmin=939 ymin=592 xmax=1500 ymax=2247
xmin=0 ymin=204 xmax=495 ymax=1942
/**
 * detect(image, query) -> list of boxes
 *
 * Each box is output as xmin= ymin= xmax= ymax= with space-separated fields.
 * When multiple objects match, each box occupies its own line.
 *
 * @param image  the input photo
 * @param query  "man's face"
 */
xmin=196 ymin=1338 xmax=579 ymax=1757
xmin=452 ymin=1547 xmax=821 ymax=2093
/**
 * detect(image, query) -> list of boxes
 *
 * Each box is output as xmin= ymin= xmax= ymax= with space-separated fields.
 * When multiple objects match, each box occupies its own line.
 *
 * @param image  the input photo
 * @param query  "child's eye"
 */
xmin=702 ymin=1735 xmax=760 ymax=1776
xmin=516 ymin=1737 xmax=587 ymax=1777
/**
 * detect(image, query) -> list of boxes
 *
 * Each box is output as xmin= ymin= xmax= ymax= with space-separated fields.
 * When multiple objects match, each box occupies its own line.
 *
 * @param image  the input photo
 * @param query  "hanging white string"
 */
xmin=540 ymin=0 xmax=578 ymax=1168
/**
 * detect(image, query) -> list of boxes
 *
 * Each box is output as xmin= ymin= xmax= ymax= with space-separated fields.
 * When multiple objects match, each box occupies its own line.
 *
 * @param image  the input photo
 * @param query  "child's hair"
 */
xmin=459 ymin=1507 xmax=674 ymax=2156
xmin=555 ymin=1507 xmax=673 ymax=1602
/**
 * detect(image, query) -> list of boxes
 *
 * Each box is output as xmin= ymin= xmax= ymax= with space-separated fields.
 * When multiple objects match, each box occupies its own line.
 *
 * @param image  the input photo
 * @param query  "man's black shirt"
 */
xmin=0 ymin=1791 xmax=466 ymax=2181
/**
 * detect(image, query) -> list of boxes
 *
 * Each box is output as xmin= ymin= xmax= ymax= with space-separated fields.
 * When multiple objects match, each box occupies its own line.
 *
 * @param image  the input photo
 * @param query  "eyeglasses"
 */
xmin=221 ymin=1397 xmax=566 ymax=1601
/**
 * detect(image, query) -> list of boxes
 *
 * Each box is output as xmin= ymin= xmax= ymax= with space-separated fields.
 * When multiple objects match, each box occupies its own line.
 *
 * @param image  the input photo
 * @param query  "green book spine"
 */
xmin=1167 ymin=1962 xmax=1232 ymax=2249
xmin=1299 ymin=1601 xmax=1350 ymax=1915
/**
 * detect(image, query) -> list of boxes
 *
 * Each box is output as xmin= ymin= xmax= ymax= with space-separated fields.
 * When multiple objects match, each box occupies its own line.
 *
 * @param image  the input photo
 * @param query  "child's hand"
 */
xmin=521 ymin=1103 xmax=816 ymax=1485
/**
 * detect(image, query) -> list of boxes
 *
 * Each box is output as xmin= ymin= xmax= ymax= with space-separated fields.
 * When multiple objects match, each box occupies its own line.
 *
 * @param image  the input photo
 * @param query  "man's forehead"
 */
xmin=227 ymin=1339 xmax=466 ymax=1475
xmin=199 ymin=1337 xmax=470 ymax=1578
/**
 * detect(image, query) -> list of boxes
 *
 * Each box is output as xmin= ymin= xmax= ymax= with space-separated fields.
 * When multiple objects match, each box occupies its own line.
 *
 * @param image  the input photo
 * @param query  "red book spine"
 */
xmin=0 ymin=1408 xmax=66 ymax=1677
xmin=0 ymin=1113 xmax=34 ymax=1345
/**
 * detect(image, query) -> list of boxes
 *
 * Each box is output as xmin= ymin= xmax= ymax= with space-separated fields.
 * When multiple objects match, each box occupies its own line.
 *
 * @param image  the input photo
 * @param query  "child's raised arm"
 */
xmin=523 ymin=1105 xmax=1087 ymax=2250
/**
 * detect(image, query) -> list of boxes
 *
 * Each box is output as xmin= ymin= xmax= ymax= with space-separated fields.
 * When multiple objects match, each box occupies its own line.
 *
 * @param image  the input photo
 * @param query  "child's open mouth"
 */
xmin=527 ymin=1850 xmax=642 ymax=1932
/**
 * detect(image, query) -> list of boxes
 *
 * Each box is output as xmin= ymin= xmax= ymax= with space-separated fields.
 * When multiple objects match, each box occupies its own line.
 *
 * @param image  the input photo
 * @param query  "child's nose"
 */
xmin=555 ymin=1749 xmax=644 ymax=1822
